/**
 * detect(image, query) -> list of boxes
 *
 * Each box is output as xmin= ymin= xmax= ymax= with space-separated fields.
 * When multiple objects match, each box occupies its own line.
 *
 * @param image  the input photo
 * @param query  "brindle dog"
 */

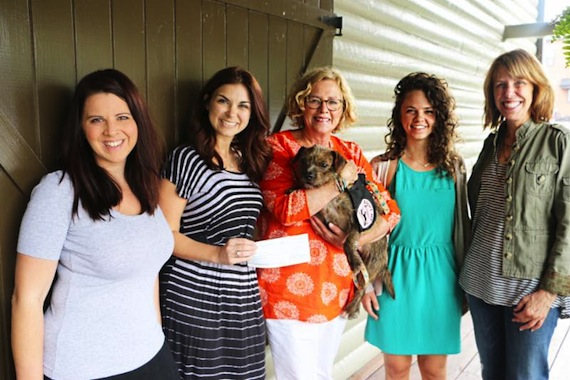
xmin=292 ymin=145 xmax=395 ymax=318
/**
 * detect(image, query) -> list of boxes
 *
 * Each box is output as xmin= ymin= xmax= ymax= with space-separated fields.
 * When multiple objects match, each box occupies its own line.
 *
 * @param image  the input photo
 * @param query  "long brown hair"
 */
xmin=61 ymin=69 xmax=163 ymax=220
xmin=188 ymin=66 xmax=272 ymax=183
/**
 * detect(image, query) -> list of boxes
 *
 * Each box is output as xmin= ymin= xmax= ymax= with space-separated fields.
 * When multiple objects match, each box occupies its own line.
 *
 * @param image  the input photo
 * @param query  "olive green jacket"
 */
xmin=467 ymin=119 xmax=570 ymax=296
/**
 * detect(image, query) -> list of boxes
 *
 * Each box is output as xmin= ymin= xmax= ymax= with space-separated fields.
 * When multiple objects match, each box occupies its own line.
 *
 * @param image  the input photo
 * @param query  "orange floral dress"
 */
xmin=257 ymin=131 xmax=400 ymax=322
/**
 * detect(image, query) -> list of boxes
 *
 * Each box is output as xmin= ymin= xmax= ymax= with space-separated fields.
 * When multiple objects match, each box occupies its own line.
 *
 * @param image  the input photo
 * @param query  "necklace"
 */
xmin=499 ymin=140 xmax=514 ymax=164
xmin=403 ymin=150 xmax=431 ymax=168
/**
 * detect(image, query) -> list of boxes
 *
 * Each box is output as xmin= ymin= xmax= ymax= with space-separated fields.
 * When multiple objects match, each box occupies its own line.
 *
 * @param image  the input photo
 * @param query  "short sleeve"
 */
xmin=162 ymin=145 xmax=201 ymax=199
xmin=17 ymin=171 xmax=74 ymax=260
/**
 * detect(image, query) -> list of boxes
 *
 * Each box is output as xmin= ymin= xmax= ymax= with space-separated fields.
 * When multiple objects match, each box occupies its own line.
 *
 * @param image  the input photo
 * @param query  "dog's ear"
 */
xmin=332 ymin=151 xmax=347 ymax=171
xmin=292 ymin=146 xmax=307 ymax=164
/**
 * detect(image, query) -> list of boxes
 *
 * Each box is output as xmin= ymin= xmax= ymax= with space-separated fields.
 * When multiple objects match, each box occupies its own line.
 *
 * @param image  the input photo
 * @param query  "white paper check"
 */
xmin=248 ymin=234 xmax=311 ymax=268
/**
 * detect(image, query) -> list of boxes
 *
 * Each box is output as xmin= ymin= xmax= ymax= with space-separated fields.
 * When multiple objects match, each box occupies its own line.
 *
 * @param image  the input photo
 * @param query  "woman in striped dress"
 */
xmin=158 ymin=67 xmax=272 ymax=379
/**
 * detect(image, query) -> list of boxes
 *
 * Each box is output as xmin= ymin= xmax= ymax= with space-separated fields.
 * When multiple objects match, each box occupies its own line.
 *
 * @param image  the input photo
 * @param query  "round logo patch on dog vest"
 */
xmin=348 ymin=174 xmax=377 ymax=232
xmin=356 ymin=198 xmax=375 ymax=230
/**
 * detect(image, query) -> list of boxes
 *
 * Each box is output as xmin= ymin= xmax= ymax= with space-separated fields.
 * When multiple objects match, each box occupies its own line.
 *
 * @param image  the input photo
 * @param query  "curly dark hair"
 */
xmin=187 ymin=66 xmax=272 ymax=183
xmin=382 ymin=72 xmax=461 ymax=178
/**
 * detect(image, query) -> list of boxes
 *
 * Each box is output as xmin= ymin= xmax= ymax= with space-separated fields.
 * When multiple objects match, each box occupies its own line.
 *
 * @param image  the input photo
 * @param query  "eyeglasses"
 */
xmin=304 ymin=96 xmax=344 ymax=111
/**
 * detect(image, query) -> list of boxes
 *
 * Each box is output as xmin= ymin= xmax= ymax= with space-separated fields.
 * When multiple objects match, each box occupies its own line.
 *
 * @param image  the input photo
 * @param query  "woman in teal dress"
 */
xmin=363 ymin=72 xmax=470 ymax=379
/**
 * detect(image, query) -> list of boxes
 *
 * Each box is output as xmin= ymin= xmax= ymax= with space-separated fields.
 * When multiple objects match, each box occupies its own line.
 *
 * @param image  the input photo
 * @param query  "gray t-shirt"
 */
xmin=17 ymin=171 xmax=174 ymax=379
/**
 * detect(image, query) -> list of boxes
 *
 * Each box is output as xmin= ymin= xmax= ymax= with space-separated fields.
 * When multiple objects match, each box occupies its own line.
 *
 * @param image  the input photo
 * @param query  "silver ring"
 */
xmin=236 ymin=251 xmax=241 ymax=257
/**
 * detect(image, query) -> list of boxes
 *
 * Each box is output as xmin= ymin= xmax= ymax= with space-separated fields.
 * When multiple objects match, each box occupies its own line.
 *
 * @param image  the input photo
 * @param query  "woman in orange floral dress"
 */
xmin=258 ymin=66 xmax=400 ymax=379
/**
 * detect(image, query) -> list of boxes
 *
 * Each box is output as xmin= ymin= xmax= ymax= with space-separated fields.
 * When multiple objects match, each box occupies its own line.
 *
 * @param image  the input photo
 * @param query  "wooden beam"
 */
xmin=503 ymin=22 xmax=554 ymax=40
xmin=0 ymin=109 xmax=46 ymax=196
xmin=223 ymin=0 xmax=335 ymax=29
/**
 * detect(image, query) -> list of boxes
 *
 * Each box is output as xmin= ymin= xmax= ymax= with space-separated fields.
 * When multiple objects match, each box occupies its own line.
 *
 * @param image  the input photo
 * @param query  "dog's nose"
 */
xmin=306 ymin=171 xmax=315 ymax=181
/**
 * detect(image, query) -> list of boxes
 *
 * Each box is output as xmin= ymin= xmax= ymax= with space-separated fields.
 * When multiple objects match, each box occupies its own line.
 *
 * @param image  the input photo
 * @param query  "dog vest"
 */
xmin=348 ymin=174 xmax=377 ymax=232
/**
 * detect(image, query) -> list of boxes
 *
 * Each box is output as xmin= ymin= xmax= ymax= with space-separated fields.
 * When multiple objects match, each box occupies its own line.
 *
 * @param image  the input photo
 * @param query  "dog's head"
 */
xmin=292 ymin=145 xmax=347 ymax=188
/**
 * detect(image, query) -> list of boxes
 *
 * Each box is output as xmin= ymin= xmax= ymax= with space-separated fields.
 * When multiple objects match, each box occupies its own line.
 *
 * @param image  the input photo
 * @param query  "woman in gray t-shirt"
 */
xmin=11 ymin=69 xmax=180 ymax=380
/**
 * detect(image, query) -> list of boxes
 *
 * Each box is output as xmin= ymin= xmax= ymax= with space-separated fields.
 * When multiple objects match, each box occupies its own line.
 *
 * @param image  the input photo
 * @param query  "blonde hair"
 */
xmin=287 ymin=66 xmax=357 ymax=133
xmin=483 ymin=49 xmax=554 ymax=129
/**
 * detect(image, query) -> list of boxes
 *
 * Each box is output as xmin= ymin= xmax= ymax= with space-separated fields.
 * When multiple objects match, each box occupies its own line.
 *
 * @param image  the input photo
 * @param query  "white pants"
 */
xmin=266 ymin=316 xmax=347 ymax=380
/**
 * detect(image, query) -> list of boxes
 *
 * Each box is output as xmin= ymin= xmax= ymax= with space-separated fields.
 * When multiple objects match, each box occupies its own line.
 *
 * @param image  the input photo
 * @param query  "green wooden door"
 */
xmin=0 ymin=0 xmax=337 ymax=378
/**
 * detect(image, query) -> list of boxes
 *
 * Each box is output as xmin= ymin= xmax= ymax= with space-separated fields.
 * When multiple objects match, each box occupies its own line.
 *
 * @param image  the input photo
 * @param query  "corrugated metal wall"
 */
xmin=334 ymin=0 xmax=539 ymax=167
xmin=331 ymin=1 xmax=540 ymax=378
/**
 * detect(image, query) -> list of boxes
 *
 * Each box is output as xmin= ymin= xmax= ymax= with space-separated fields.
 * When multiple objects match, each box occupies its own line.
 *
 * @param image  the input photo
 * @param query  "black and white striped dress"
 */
xmin=160 ymin=145 xmax=266 ymax=379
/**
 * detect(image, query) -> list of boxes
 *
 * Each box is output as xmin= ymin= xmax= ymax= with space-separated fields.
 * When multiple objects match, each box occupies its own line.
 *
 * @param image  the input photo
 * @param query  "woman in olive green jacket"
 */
xmin=459 ymin=49 xmax=570 ymax=380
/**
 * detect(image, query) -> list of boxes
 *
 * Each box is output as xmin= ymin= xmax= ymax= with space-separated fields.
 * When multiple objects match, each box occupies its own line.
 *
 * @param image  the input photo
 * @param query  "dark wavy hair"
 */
xmin=61 ymin=68 xmax=163 ymax=220
xmin=382 ymin=72 xmax=460 ymax=178
xmin=188 ymin=66 xmax=272 ymax=182
xmin=483 ymin=49 xmax=554 ymax=130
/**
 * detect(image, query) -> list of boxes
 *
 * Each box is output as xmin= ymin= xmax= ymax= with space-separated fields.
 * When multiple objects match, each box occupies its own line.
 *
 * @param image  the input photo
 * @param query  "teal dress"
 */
xmin=365 ymin=160 xmax=462 ymax=354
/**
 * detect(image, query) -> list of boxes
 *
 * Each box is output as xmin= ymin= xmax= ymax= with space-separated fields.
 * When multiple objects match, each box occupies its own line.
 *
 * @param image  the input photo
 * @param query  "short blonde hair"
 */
xmin=483 ymin=49 xmax=554 ymax=129
xmin=287 ymin=66 xmax=357 ymax=133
